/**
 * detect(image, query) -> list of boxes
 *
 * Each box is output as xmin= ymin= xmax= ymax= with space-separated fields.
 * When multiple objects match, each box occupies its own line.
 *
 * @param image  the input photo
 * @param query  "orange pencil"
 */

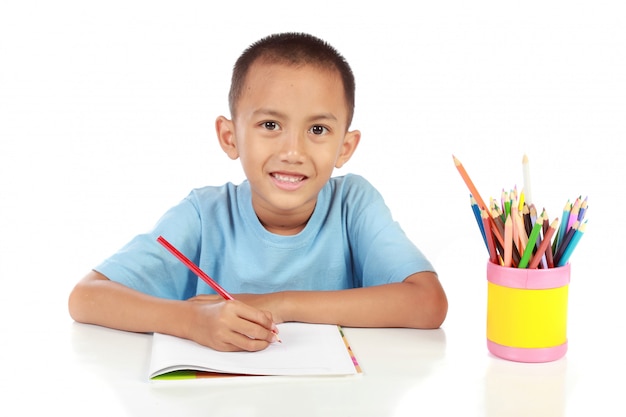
xmin=513 ymin=208 xmax=528 ymax=256
xmin=453 ymin=155 xmax=504 ymax=247
xmin=453 ymin=155 xmax=488 ymax=210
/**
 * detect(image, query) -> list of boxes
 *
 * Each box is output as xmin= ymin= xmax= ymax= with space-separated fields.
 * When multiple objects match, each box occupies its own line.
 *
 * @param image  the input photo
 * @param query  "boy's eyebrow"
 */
xmin=252 ymin=108 xmax=339 ymax=123
xmin=252 ymin=108 xmax=285 ymax=119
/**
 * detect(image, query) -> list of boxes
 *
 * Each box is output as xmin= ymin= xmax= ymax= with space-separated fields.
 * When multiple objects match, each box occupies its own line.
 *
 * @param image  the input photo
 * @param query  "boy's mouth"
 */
xmin=270 ymin=172 xmax=308 ymax=191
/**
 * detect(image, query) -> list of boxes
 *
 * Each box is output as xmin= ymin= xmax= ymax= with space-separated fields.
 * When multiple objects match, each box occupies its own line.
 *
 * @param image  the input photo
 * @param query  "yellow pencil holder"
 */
xmin=486 ymin=262 xmax=570 ymax=362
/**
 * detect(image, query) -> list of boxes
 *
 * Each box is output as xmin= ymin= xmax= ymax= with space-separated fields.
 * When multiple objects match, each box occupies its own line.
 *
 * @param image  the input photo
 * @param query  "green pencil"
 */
xmin=518 ymin=212 xmax=544 ymax=268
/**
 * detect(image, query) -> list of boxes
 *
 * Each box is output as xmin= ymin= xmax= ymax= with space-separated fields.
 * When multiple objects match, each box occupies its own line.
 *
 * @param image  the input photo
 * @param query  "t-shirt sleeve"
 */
xmin=345 ymin=176 xmax=435 ymax=287
xmin=94 ymin=196 xmax=202 ymax=300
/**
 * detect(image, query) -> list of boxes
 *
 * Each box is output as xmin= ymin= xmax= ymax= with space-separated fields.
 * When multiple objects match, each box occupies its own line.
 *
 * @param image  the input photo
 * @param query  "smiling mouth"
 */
xmin=271 ymin=173 xmax=307 ymax=183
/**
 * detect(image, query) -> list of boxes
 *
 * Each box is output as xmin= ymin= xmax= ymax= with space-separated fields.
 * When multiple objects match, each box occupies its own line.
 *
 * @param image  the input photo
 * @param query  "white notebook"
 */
xmin=149 ymin=323 xmax=361 ymax=380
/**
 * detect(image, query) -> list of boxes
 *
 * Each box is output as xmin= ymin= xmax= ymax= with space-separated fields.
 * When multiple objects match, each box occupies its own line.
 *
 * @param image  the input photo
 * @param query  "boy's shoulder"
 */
xmin=327 ymin=173 xmax=384 ymax=204
xmin=329 ymin=173 xmax=371 ymax=188
xmin=330 ymin=173 xmax=378 ymax=193
xmin=182 ymin=181 xmax=246 ymax=208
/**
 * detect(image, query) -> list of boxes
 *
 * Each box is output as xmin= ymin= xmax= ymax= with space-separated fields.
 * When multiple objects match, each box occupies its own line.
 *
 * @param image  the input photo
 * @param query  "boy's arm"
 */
xmin=236 ymin=271 xmax=448 ymax=329
xmin=68 ymin=271 xmax=278 ymax=351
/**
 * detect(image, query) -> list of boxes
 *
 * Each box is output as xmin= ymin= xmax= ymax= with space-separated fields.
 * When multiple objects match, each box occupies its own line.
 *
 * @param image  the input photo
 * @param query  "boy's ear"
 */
xmin=335 ymin=129 xmax=361 ymax=168
xmin=215 ymin=116 xmax=239 ymax=160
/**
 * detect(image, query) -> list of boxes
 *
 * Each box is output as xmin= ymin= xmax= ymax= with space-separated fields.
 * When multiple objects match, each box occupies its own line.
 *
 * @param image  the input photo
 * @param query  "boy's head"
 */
xmin=228 ymin=32 xmax=356 ymax=127
xmin=217 ymin=33 xmax=361 ymax=234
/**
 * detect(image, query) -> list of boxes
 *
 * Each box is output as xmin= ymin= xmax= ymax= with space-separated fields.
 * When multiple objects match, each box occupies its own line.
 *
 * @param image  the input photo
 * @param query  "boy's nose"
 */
xmin=279 ymin=132 xmax=306 ymax=164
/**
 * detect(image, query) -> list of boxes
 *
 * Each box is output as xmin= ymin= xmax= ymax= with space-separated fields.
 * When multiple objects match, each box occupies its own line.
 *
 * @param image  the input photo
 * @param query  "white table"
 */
xmin=5 ymin=292 xmax=621 ymax=417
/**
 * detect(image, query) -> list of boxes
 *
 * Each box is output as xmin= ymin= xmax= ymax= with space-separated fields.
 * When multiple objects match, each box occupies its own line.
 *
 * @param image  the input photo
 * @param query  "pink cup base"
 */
xmin=487 ymin=339 xmax=567 ymax=363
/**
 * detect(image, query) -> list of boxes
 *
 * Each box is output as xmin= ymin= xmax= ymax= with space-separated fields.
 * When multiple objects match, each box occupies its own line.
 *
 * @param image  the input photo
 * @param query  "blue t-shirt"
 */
xmin=95 ymin=174 xmax=435 ymax=300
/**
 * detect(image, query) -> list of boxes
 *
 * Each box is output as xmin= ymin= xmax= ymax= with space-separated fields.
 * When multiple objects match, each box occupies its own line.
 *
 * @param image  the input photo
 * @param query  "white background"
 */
xmin=1 ymin=1 xmax=624 ymax=415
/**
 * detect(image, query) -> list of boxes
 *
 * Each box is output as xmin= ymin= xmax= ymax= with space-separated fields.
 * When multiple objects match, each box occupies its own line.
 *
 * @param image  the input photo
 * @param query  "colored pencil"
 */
xmin=502 ymin=190 xmax=511 ymax=219
xmin=557 ymin=221 xmax=587 ymax=266
xmin=518 ymin=212 xmax=544 ymax=268
xmin=522 ymin=204 xmax=532 ymax=237
xmin=503 ymin=215 xmax=513 ymax=267
xmin=470 ymin=195 xmax=488 ymax=251
xmin=554 ymin=200 xmax=571 ymax=255
xmin=481 ymin=209 xmax=498 ymax=264
xmin=528 ymin=218 xmax=558 ymax=269
xmin=453 ymin=155 xmax=504 ymax=247
xmin=529 ymin=205 xmax=538 ymax=227
xmin=567 ymin=197 xmax=581 ymax=231
xmin=158 ymin=235 xmax=234 ymax=300
xmin=157 ymin=235 xmax=281 ymax=343
xmin=535 ymin=208 xmax=548 ymax=268
xmin=491 ymin=214 xmax=506 ymax=262
xmin=453 ymin=155 xmax=488 ymax=210
xmin=543 ymin=217 xmax=555 ymax=268
xmin=522 ymin=154 xmax=532 ymax=205
xmin=490 ymin=198 xmax=503 ymax=219
xmin=514 ymin=209 xmax=528 ymax=256
xmin=554 ymin=221 xmax=579 ymax=265
xmin=578 ymin=196 xmax=588 ymax=222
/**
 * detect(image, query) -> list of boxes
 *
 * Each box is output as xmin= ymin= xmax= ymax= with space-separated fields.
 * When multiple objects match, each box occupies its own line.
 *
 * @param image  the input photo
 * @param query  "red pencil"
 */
xmin=157 ymin=235 xmax=281 ymax=342
xmin=528 ymin=218 xmax=558 ymax=269
xmin=157 ymin=235 xmax=234 ymax=300
xmin=481 ymin=210 xmax=498 ymax=264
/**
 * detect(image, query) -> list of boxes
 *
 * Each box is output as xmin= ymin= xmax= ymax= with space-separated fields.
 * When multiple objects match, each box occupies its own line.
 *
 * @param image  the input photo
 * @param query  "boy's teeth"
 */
xmin=273 ymin=174 xmax=303 ymax=183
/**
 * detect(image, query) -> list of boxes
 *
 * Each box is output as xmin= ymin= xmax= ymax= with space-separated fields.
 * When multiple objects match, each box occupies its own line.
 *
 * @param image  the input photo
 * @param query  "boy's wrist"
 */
xmin=274 ymin=291 xmax=292 ymax=323
xmin=155 ymin=299 xmax=195 ymax=340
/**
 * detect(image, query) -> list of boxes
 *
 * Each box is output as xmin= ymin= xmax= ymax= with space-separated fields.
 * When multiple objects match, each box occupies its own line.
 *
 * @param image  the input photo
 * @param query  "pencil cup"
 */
xmin=486 ymin=262 xmax=570 ymax=363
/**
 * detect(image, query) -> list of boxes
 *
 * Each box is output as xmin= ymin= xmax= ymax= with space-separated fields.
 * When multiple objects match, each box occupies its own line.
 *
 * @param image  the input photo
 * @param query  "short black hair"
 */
xmin=228 ymin=32 xmax=356 ymax=127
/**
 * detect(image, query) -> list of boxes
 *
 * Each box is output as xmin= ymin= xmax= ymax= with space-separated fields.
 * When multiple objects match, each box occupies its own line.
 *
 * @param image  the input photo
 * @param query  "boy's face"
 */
xmin=217 ymin=61 xmax=360 ymax=232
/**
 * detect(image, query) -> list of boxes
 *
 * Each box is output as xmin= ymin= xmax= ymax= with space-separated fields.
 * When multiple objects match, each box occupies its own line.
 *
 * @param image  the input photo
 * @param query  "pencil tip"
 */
xmin=522 ymin=154 xmax=528 ymax=163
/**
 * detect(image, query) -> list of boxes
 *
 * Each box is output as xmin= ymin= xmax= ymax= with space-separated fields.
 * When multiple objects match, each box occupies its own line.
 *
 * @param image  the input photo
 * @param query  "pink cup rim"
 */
xmin=486 ymin=261 xmax=570 ymax=289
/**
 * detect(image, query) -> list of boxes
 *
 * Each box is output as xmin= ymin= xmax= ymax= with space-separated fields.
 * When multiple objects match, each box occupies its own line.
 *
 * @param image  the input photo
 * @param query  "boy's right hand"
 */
xmin=186 ymin=295 xmax=279 ymax=352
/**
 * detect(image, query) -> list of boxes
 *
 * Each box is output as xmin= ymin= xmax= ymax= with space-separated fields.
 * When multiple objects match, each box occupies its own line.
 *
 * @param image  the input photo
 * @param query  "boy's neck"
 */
xmin=257 ymin=215 xmax=310 ymax=236
xmin=256 ymin=209 xmax=314 ymax=236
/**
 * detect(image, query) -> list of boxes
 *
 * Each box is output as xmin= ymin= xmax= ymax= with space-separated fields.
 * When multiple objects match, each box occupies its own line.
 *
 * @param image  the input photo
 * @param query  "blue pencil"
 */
xmin=470 ymin=195 xmax=488 ymax=251
xmin=554 ymin=221 xmax=579 ymax=265
xmin=557 ymin=221 xmax=587 ymax=266
xmin=577 ymin=196 xmax=588 ymax=222
xmin=554 ymin=200 xmax=571 ymax=256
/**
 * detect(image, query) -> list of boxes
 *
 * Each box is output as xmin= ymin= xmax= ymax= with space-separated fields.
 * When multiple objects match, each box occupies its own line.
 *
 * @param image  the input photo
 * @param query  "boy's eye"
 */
xmin=263 ymin=121 xmax=279 ymax=130
xmin=310 ymin=125 xmax=328 ymax=135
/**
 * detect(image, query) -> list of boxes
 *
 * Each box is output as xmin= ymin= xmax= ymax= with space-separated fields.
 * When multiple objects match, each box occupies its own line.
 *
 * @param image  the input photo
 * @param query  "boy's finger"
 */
xmin=227 ymin=332 xmax=272 ymax=352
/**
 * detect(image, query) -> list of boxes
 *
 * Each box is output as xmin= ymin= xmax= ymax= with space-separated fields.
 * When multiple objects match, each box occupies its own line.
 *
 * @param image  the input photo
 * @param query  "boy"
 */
xmin=68 ymin=32 xmax=448 ymax=352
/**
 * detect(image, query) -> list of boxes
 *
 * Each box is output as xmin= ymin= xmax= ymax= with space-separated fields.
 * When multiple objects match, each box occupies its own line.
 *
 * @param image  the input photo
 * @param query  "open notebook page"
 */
xmin=149 ymin=322 xmax=360 ymax=379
